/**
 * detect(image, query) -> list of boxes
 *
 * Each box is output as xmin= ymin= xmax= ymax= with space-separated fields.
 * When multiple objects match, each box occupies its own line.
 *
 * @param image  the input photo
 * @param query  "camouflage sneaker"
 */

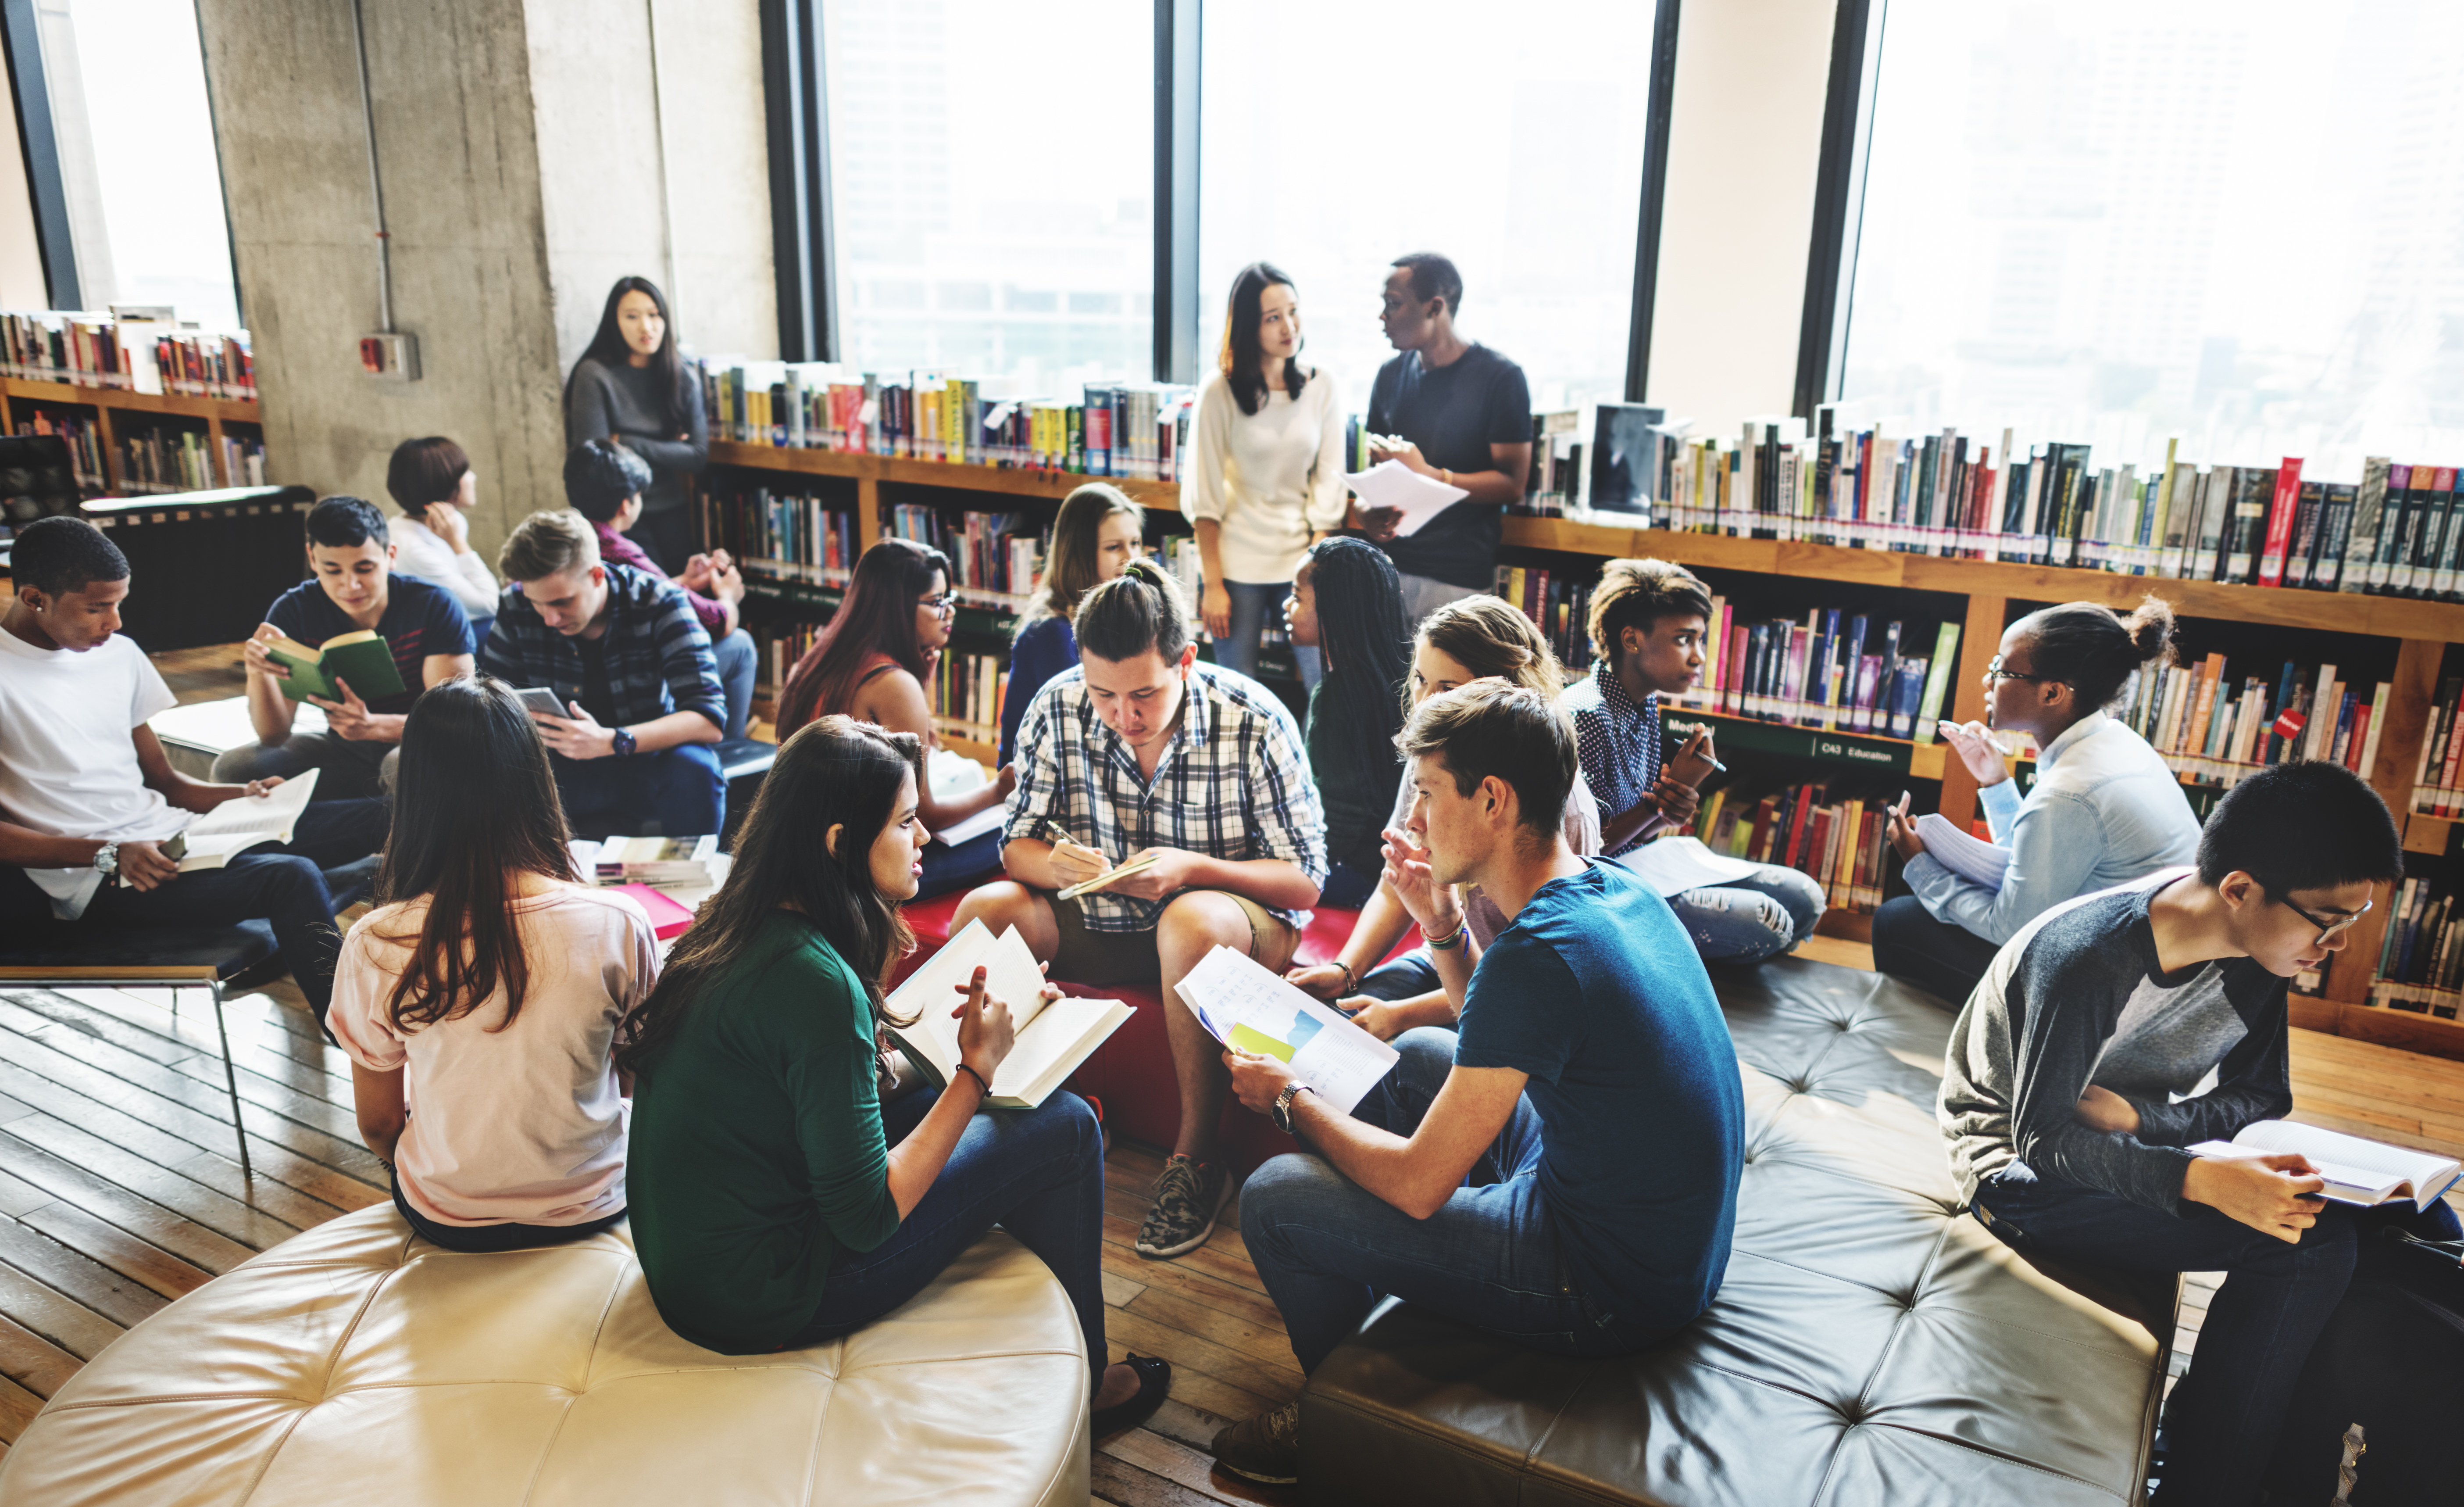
xmin=1134 ymin=1154 xmax=1231 ymax=1259
xmin=1211 ymin=1400 xmax=1301 ymax=1484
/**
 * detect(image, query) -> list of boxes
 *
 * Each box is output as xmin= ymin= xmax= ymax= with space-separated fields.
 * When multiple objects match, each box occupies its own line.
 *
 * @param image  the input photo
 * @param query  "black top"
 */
xmin=1366 ymin=344 xmax=1533 ymax=590
xmin=566 ymin=357 xmax=710 ymax=517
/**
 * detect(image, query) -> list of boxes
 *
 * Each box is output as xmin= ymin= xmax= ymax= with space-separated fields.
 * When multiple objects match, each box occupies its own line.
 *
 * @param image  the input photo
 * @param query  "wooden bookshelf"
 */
xmin=0 ymin=376 xmax=263 ymax=492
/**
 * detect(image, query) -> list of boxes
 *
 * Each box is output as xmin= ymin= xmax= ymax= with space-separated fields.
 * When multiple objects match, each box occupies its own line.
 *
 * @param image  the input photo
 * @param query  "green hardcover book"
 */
xmin=264 ymin=630 xmax=404 ymax=702
xmin=1910 ymin=623 xmax=1961 ymax=744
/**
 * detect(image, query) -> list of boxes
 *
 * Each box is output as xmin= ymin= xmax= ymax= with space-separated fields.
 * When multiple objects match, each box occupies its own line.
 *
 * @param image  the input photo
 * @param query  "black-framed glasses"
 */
xmin=919 ymin=594 xmax=957 ymax=616
xmin=1982 ymin=653 xmax=2044 ymax=685
xmin=2267 ymin=889 xmax=2372 ymax=946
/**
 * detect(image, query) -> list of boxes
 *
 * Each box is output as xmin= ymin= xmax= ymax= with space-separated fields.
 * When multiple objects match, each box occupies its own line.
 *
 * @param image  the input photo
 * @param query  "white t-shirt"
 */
xmin=328 ymin=885 xmax=657 ymax=1227
xmin=0 ymin=627 xmax=187 ymax=917
xmin=389 ymin=515 xmax=500 ymax=617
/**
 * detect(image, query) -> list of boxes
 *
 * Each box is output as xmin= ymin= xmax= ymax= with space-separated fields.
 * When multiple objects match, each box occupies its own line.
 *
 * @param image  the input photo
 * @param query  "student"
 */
xmin=329 ymin=677 xmax=652 ymax=1251
xmin=1280 ymin=537 xmax=1410 ymax=909
xmin=621 ymin=715 xmax=1170 ymax=1432
xmin=382 ymin=435 xmax=498 ymax=629
xmin=563 ymin=439 xmax=756 ymax=739
xmin=1286 ymin=594 xmax=1603 ymax=1038
xmin=1347 ymin=254 xmax=1534 ymax=622
xmin=1186 ymin=262 xmax=1346 ymax=688
xmin=0 ymin=517 xmax=389 ymax=1030
xmin=564 ymin=276 xmax=707 ymax=573
xmin=1940 ymin=761 xmax=2450 ymax=1506
xmin=1566 ymin=558 xmax=1824 ymax=963
xmin=953 ymin=560 xmax=1326 ymax=1260
xmin=777 ymin=537 xmax=1015 ymax=899
xmin=1000 ymin=483 xmax=1142 ymax=764
xmin=479 ymin=510 xmax=725 ymax=840
xmin=1877 ymin=598 xmax=2201 ymax=1007
xmin=1211 ymin=681 xmax=1743 ymax=1484
xmin=217 ymin=496 xmax=478 ymax=799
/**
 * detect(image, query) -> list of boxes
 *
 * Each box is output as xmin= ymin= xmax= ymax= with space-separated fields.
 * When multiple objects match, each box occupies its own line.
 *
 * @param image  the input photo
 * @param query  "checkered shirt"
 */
xmin=1563 ymin=659 xmax=1663 ymax=857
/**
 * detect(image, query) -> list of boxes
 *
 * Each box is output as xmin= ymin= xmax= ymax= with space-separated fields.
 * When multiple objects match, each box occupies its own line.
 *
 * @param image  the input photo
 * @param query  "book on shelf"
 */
xmin=887 ymin=505 xmax=1043 ymax=605
xmin=932 ymin=649 xmax=1009 ymax=748
xmin=17 ymin=411 xmax=107 ymax=489
xmin=264 ymin=630 xmax=405 ymax=702
xmin=1660 ymin=597 xmax=1959 ymax=745
xmin=0 ymin=309 xmax=254 ymax=398
xmin=885 ymin=919 xmax=1132 ymax=1109
xmin=2187 ymin=1121 xmax=2459 ymax=1209
xmin=697 ymin=480 xmax=858 ymax=582
xmin=1689 ymin=777 xmax=1896 ymax=913
xmin=2118 ymin=650 xmax=2389 ymax=790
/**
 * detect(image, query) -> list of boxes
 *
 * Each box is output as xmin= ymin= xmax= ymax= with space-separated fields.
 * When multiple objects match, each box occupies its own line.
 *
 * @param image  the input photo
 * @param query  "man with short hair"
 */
xmin=479 ymin=509 xmax=725 ymax=838
xmin=0 ymin=517 xmax=389 ymax=1030
xmin=562 ymin=438 xmax=757 ymax=739
xmin=1349 ymin=253 xmax=1535 ymax=622
xmin=953 ymin=558 xmax=1327 ymax=1260
xmin=1208 ymin=680 xmax=1744 ymax=1485
xmin=1566 ymin=555 xmax=1825 ymax=962
xmin=1940 ymin=760 xmax=2454 ymax=1506
xmin=217 ymin=494 xmax=477 ymax=798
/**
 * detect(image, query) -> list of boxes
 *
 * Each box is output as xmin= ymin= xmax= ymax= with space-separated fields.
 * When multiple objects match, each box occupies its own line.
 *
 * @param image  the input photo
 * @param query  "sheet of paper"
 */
xmin=1914 ymin=813 xmax=2013 ymax=891
xmin=1342 ymin=460 xmax=1469 ymax=539
xmin=931 ymin=802 xmax=1007 ymax=849
xmin=1615 ymin=836 xmax=1764 ymax=899
xmin=1173 ymin=945 xmax=1400 ymax=1115
xmin=178 ymin=768 xmax=320 ymax=868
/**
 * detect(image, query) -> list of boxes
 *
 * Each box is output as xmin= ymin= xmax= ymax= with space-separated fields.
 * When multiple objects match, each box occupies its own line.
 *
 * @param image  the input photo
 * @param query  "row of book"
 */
xmin=2114 ymin=655 xmax=2391 ymax=787
xmin=2368 ymin=873 xmax=2464 ymax=1020
xmin=1693 ymin=780 xmax=1893 ymax=913
xmin=932 ymin=649 xmax=1010 ymax=748
xmin=695 ymin=482 xmax=859 ymax=583
xmin=114 ymin=428 xmax=259 ymax=495
xmin=884 ymin=505 xmax=1043 ymax=608
xmin=1676 ymin=604 xmax=1962 ymax=744
xmin=1493 ymin=563 xmax=1600 ymax=679
xmin=0 ymin=311 xmax=256 ymax=399
xmin=17 ymin=413 xmax=106 ymax=489
xmin=2403 ymin=672 xmax=2464 ymax=816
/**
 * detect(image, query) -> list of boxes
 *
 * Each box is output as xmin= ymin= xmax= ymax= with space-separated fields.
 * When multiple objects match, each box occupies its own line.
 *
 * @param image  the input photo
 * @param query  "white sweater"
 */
xmin=1185 ymin=369 xmax=1349 ymax=584
xmin=390 ymin=515 xmax=500 ymax=616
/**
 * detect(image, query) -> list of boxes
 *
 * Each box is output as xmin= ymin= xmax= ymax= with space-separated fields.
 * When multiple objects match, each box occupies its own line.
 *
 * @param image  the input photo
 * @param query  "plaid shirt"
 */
xmin=1004 ymin=662 xmax=1328 ymax=932
xmin=479 ymin=562 xmax=724 ymax=731
xmin=1563 ymin=660 xmax=1662 ymax=857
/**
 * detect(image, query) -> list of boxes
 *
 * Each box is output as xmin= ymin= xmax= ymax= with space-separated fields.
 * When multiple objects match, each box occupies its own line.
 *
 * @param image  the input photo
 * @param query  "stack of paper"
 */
xmin=927 ymin=747 xmax=1009 ymax=847
xmin=1615 ymin=836 xmax=1764 ymax=899
xmin=593 ymin=835 xmax=720 ymax=887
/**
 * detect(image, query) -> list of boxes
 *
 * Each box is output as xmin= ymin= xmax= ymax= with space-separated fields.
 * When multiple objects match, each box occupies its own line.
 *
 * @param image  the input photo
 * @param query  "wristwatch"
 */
xmin=1271 ymin=1081 xmax=1315 ymax=1136
xmin=610 ymin=727 xmax=637 ymax=757
xmin=91 ymin=841 xmax=119 ymax=877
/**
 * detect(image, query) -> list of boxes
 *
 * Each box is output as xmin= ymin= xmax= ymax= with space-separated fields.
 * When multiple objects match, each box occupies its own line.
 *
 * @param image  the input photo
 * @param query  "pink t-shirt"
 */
xmin=330 ymin=885 xmax=658 ymax=1227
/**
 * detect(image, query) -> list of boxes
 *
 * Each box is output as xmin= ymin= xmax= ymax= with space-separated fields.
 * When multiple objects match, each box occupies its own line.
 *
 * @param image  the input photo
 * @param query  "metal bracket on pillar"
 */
xmin=1152 ymin=0 xmax=1199 ymax=386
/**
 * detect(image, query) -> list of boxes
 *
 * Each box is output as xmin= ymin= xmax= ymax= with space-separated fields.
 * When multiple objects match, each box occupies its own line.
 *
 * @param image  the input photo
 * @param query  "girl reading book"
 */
xmin=621 ymin=715 xmax=1168 ymax=1431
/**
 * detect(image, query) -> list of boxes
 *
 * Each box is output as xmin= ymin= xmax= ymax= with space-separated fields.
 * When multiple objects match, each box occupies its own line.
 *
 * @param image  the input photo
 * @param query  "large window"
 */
xmin=1195 ymin=0 xmax=1653 ymax=416
xmin=1837 ymin=0 xmax=2464 ymax=477
xmin=821 ymin=0 xmax=1151 ymax=387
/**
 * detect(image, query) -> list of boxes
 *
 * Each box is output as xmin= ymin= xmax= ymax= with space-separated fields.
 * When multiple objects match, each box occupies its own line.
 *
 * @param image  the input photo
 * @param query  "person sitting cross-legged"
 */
xmin=1208 ymin=680 xmax=1745 ymax=1485
xmin=952 ymin=558 xmax=1328 ymax=1261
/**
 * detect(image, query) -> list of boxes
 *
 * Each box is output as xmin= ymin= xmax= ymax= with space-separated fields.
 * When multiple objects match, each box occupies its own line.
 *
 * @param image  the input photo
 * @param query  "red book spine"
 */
xmin=2257 ymin=457 xmax=2306 ymax=587
xmin=2346 ymin=702 xmax=2371 ymax=773
xmin=1783 ymin=784 xmax=1816 ymax=869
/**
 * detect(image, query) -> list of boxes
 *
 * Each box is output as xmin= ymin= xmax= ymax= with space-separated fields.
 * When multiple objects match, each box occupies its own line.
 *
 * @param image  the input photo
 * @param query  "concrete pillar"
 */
xmin=195 ymin=0 xmax=775 ymax=559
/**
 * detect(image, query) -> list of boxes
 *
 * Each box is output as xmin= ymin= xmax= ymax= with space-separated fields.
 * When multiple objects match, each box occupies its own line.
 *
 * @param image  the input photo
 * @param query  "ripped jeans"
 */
xmin=1664 ymin=862 xmax=1826 ymax=964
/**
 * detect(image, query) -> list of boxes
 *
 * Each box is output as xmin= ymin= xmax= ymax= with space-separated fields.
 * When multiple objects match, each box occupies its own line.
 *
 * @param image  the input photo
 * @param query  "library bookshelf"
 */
xmin=0 ymin=376 xmax=262 ymax=494
xmin=703 ymin=442 xmax=2464 ymax=1060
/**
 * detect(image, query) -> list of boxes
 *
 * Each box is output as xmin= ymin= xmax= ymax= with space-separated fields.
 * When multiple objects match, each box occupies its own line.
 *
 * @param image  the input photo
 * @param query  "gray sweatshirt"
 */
xmin=566 ymin=357 xmax=708 ymax=515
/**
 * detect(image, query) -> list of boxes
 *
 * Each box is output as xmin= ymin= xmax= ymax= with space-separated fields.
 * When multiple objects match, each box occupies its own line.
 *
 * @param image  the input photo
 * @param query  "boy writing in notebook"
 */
xmin=1940 ymin=760 xmax=2455 ymax=1507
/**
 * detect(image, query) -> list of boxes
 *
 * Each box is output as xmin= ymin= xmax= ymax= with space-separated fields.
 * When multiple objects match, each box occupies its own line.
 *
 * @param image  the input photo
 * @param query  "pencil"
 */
xmin=1056 ymin=854 xmax=1159 ymax=902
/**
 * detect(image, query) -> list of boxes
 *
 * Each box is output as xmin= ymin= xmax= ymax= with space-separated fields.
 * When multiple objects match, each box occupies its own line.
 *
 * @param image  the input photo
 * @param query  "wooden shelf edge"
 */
xmin=708 ymin=441 xmax=1183 ymax=510
xmin=2 ymin=375 xmax=260 ymax=424
xmin=2406 ymin=812 xmax=2453 ymax=856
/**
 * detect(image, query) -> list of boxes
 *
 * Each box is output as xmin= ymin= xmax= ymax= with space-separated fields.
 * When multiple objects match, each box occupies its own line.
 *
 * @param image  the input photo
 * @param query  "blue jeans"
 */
xmin=1666 ymin=861 xmax=1826 ymax=964
xmin=1217 ymin=580 xmax=1322 ymax=691
xmin=1972 ymin=1163 xmax=2464 ymax=1506
xmin=712 ymin=629 xmax=756 ymax=741
xmin=1320 ymin=859 xmax=1379 ymax=911
xmin=1242 ymin=1027 xmax=1669 ymax=1374
xmin=916 ymin=829 xmax=1002 ymax=901
xmin=1358 ymin=946 xmax=1437 ymax=1002
xmin=788 ymin=1088 xmax=1109 ymax=1389
xmin=0 ymin=797 xmax=390 ymax=1026
xmin=553 ymin=743 xmax=725 ymax=840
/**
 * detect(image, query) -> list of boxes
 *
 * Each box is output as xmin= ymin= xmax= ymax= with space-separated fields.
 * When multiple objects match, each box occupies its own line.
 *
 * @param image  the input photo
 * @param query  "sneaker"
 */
xmin=1135 ymin=1154 xmax=1231 ymax=1259
xmin=1211 ymin=1400 xmax=1300 ymax=1484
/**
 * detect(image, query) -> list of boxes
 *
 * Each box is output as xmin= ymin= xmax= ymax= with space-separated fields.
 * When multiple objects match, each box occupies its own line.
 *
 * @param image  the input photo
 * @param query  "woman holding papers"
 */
xmin=1875 ymin=597 xmax=2201 ymax=1006
xmin=1000 ymin=483 xmax=1143 ymax=763
xmin=1185 ymin=262 xmax=1348 ymax=688
xmin=1282 ymin=538 xmax=1412 ymax=908
xmin=778 ymin=538 xmax=1015 ymax=898
xmin=329 ymin=677 xmax=650 ymax=1252
xmin=621 ymin=716 xmax=1168 ymax=1431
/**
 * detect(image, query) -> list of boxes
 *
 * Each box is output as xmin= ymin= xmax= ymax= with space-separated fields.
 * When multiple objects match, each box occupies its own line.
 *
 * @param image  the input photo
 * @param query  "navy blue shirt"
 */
xmin=1455 ymin=860 xmax=1743 ymax=1330
xmin=1001 ymin=613 xmax=1078 ymax=766
xmin=265 ymin=573 xmax=474 ymax=716
xmin=1366 ymin=344 xmax=1532 ymax=590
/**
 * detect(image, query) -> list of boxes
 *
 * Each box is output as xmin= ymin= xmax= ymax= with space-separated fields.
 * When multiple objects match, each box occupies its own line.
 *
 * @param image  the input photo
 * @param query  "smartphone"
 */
xmin=513 ymin=686 xmax=569 ymax=718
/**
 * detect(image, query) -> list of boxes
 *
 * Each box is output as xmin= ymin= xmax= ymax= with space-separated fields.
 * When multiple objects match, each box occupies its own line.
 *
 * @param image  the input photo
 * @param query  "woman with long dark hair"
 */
xmin=622 ymin=716 xmax=1168 ymax=1428
xmin=328 ymin=676 xmax=654 ymax=1252
xmin=1000 ymin=482 xmax=1142 ymax=763
xmin=777 ymin=537 xmax=1014 ymax=896
xmin=1186 ymin=261 xmax=1346 ymax=687
xmin=1281 ymin=537 xmax=1410 ymax=907
xmin=564 ymin=276 xmax=708 ymax=573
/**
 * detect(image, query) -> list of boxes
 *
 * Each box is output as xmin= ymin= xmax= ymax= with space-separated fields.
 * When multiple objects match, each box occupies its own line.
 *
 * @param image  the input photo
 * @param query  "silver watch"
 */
xmin=1271 ymin=1081 xmax=1314 ymax=1136
xmin=91 ymin=841 xmax=120 ymax=876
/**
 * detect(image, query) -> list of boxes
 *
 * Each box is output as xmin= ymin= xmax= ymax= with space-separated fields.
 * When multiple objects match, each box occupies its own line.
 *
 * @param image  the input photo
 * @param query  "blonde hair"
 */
xmin=497 ymin=509 xmax=600 ymax=583
xmin=1030 ymin=483 xmax=1143 ymax=625
xmin=1408 ymin=594 xmax=1565 ymax=715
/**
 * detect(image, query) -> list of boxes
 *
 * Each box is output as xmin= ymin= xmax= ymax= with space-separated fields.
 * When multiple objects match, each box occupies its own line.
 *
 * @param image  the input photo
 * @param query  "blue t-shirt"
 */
xmin=1000 ymin=613 xmax=1078 ymax=765
xmin=266 ymin=573 xmax=474 ymax=716
xmin=1455 ymin=859 xmax=1743 ymax=1330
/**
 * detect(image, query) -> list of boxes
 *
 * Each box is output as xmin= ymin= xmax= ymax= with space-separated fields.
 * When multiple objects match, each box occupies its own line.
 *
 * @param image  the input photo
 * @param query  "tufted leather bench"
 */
xmin=0 ymin=1204 xmax=1092 ymax=1507
xmin=1298 ymin=956 xmax=2178 ymax=1507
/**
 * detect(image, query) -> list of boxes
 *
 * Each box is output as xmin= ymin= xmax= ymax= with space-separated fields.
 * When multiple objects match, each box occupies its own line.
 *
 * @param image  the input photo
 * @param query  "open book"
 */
xmin=1343 ymin=460 xmax=1468 ymax=538
xmin=1914 ymin=813 xmax=2013 ymax=891
xmin=1173 ymin=945 xmax=1400 ymax=1115
xmin=883 ymin=920 xmax=1132 ymax=1109
xmin=134 ymin=768 xmax=321 ymax=883
xmin=2189 ymin=1120 xmax=2462 ymax=1210
xmin=264 ymin=629 xmax=404 ymax=702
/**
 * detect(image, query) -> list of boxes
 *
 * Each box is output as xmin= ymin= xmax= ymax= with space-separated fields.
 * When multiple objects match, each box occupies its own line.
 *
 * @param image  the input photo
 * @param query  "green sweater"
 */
xmin=627 ymin=912 xmax=901 ymax=1353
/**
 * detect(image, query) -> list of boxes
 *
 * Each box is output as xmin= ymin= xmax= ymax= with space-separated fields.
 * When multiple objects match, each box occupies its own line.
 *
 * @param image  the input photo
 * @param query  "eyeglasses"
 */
xmin=1982 ymin=653 xmax=2045 ymax=685
xmin=918 ymin=595 xmax=957 ymax=616
xmin=2267 ymin=888 xmax=2372 ymax=947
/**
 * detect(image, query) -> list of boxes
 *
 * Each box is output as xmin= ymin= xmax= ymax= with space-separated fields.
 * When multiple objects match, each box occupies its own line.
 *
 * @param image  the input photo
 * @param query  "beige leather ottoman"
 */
xmin=0 ymin=1206 xmax=1090 ymax=1507
xmin=1300 ymin=957 xmax=2179 ymax=1507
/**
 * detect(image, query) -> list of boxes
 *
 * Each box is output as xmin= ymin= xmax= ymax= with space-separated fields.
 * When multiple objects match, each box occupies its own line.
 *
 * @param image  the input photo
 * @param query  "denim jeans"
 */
xmin=1319 ymin=859 xmax=1379 ymax=911
xmin=1869 ymin=893 xmax=2002 ymax=1009
xmin=1216 ymin=579 xmax=1322 ymax=691
xmin=1972 ymin=1163 xmax=2464 ymax=1507
xmin=788 ymin=1088 xmax=1109 ymax=1389
xmin=1666 ymin=861 xmax=1826 ymax=964
xmin=711 ymin=628 xmax=756 ymax=741
xmin=212 ymin=731 xmax=398 ymax=800
xmin=1241 ymin=1027 xmax=1669 ymax=1375
xmin=1357 ymin=946 xmax=1438 ymax=1002
xmin=0 ymin=796 xmax=391 ymax=1025
xmin=553 ymin=743 xmax=725 ymax=840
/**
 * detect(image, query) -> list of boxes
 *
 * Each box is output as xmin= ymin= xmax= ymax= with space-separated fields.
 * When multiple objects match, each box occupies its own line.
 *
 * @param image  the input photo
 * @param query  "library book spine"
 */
xmin=2255 ymin=458 xmax=2304 ymax=587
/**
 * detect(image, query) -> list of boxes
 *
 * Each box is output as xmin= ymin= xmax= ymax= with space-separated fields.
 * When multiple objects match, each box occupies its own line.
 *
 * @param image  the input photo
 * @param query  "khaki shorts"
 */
xmin=1046 ymin=888 xmax=1299 ymax=987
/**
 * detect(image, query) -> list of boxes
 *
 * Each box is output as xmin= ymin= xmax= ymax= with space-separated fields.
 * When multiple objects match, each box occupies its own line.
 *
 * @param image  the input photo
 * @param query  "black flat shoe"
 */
xmin=1090 ymin=1352 xmax=1171 ymax=1435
